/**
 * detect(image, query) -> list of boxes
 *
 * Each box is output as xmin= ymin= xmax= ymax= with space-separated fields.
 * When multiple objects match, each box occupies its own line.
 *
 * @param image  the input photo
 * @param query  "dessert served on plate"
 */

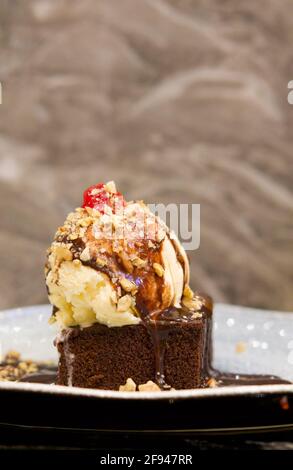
xmin=45 ymin=182 xmax=213 ymax=391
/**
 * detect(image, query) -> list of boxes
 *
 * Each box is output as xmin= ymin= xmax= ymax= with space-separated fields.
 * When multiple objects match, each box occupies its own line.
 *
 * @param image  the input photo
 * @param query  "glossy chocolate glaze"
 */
xmin=210 ymin=371 xmax=290 ymax=386
xmin=142 ymin=296 xmax=212 ymax=389
xmin=19 ymin=367 xmax=57 ymax=384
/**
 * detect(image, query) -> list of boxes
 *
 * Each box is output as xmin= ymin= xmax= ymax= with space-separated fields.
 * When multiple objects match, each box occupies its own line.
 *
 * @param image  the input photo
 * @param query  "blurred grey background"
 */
xmin=0 ymin=0 xmax=293 ymax=311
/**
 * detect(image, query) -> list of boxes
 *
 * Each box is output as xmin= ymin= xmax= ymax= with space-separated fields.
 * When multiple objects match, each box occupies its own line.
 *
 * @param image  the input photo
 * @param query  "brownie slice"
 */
xmin=56 ymin=308 xmax=212 ymax=390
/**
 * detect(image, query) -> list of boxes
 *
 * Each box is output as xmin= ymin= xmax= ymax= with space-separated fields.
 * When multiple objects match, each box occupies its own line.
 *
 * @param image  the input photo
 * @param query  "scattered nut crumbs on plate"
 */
xmin=119 ymin=378 xmax=162 ymax=392
xmin=0 ymin=350 xmax=54 ymax=382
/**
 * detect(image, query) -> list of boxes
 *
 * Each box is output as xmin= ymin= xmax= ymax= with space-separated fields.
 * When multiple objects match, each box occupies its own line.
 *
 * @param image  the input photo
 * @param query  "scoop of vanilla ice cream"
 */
xmin=46 ymin=181 xmax=191 ymax=329
xmin=47 ymin=261 xmax=140 ymax=328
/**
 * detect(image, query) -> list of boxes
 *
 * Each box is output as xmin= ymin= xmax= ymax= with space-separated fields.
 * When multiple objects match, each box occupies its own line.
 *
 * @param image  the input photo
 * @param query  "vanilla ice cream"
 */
xmin=46 ymin=181 xmax=195 ymax=329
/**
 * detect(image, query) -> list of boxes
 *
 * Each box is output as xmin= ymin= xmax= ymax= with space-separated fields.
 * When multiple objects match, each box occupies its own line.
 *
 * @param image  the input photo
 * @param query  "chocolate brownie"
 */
xmin=56 ymin=305 xmax=212 ymax=390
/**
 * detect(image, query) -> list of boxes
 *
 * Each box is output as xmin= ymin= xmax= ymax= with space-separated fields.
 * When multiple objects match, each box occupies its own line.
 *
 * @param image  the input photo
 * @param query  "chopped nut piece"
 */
xmin=96 ymin=257 xmax=106 ymax=267
xmin=117 ymin=295 xmax=132 ymax=312
xmin=138 ymin=381 xmax=161 ymax=392
xmin=119 ymin=252 xmax=134 ymax=273
xmin=119 ymin=378 xmax=137 ymax=392
xmin=153 ymin=263 xmax=164 ymax=277
xmin=73 ymin=259 xmax=81 ymax=267
xmin=67 ymin=212 xmax=76 ymax=221
xmin=132 ymin=257 xmax=147 ymax=268
xmin=191 ymin=312 xmax=203 ymax=320
xmin=5 ymin=351 xmax=20 ymax=364
xmin=68 ymin=233 xmax=79 ymax=241
xmin=183 ymin=285 xmax=194 ymax=300
xmin=80 ymin=247 xmax=91 ymax=262
xmin=105 ymin=181 xmax=117 ymax=194
xmin=0 ymin=352 xmax=42 ymax=383
xmin=27 ymin=364 xmax=38 ymax=373
xmin=85 ymin=207 xmax=99 ymax=217
xmin=78 ymin=217 xmax=92 ymax=228
xmin=53 ymin=246 xmax=73 ymax=263
xmin=207 ymin=378 xmax=218 ymax=388
xmin=182 ymin=297 xmax=203 ymax=311
xmin=235 ymin=341 xmax=247 ymax=354
xmin=119 ymin=277 xmax=138 ymax=294
xmin=112 ymin=242 xmax=122 ymax=254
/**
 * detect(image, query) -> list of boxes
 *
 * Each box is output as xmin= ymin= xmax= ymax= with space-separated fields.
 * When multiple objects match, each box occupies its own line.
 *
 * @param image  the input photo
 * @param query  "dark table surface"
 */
xmin=0 ymin=425 xmax=292 ymax=451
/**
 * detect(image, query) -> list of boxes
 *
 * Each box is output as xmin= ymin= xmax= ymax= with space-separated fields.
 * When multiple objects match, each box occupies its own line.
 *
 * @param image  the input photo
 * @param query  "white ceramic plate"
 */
xmin=0 ymin=303 xmax=292 ymax=436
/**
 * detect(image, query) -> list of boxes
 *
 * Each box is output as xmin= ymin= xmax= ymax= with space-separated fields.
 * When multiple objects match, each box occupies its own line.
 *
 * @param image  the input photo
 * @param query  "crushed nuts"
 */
xmin=132 ymin=257 xmax=147 ymax=268
xmin=235 ymin=341 xmax=247 ymax=354
xmin=119 ymin=252 xmax=134 ymax=273
xmin=5 ymin=351 xmax=20 ymax=364
xmin=138 ymin=381 xmax=161 ymax=392
xmin=119 ymin=378 xmax=136 ymax=392
xmin=183 ymin=285 xmax=194 ymax=300
xmin=191 ymin=311 xmax=203 ymax=320
xmin=119 ymin=379 xmax=164 ymax=392
xmin=80 ymin=247 xmax=91 ymax=262
xmin=96 ymin=257 xmax=106 ymax=267
xmin=182 ymin=297 xmax=203 ymax=311
xmin=0 ymin=352 xmax=42 ymax=382
xmin=117 ymin=295 xmax=132 ymax=312
xmin=105 ymin=181 xmax=117 ymax=194
xmin=68 ymin=233 xmax=79 ymax=241
xmin=53 ymin=245 xmax=73 ymax=263
xmin=73 ymin=259 xmax=81 ymax=267
xmin=153 ymin=263 xmax=164 ymax=277
xmin=207 ymin=378 xmax=218 ymax=388
xmin=119 ymin=278 xmax=137 ymax=294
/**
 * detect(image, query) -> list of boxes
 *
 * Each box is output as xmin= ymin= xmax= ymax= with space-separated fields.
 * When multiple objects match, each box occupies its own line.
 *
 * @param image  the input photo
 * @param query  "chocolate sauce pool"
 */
xmin=143 ymin=304 xmax=210 ymax=390
xmin=19 ymin=368 xmax=289 ymax=388
xmin=19 ymin=367 xmax=57 ymax=384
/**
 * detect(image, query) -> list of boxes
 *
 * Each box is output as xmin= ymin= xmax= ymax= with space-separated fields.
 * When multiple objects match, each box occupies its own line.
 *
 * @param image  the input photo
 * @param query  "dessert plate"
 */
xmin=0 ymin=304 xmax=293 ymax=436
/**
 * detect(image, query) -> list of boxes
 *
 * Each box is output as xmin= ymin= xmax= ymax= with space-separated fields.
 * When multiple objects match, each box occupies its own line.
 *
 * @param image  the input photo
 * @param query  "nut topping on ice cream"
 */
xmin=46 ymin=182 xmax=195 ymax=328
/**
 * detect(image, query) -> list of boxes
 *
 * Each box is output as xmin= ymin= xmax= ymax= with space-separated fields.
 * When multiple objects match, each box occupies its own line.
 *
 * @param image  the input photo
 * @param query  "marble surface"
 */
xmin=0 ymin=0 xmax=293 ymax=311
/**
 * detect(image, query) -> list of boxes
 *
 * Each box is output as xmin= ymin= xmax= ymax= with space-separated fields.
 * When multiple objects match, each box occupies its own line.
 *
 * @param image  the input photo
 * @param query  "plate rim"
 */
xmin=1 ymin=380 xmax=293 ymax=400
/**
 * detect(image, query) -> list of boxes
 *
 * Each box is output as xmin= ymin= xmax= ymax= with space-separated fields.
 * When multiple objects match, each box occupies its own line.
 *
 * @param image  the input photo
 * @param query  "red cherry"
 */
xmin=82 ymin=184 xmax=109 ymax=212
xmin=82 ymin=183 xmax=126 ymax=213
